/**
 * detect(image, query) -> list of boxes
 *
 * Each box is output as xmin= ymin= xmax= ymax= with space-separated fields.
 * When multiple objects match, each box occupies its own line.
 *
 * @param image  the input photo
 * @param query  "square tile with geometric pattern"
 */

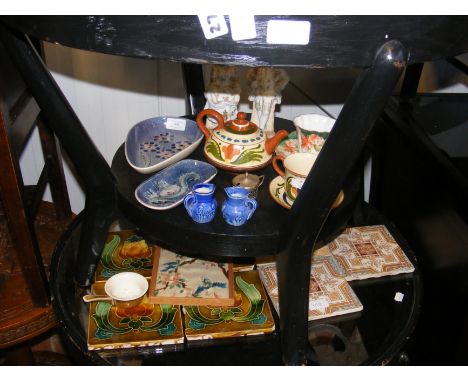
xmin=257 ymin=255 xmax=363 ymax=321
xmin=324 ymin=225 xmax=415 ymax=281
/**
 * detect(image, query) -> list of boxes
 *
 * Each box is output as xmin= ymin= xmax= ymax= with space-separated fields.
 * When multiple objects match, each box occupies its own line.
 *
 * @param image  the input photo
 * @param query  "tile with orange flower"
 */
xmin=95 ymin=230 xmax=155 ymax=282
xmin=87 ymin=282 xmax=184 ymax=351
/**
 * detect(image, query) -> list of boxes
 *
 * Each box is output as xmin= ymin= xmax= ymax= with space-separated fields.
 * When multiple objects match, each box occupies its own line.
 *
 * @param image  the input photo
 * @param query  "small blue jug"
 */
xmin=184 ymin=183 xmax=217 ymax=223
xmin=222 ymin=186 xmax=257 ymax=226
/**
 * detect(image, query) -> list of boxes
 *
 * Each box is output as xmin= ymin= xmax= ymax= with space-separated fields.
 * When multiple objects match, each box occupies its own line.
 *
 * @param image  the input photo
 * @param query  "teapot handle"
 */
xmin=196 ymin=109 xmax=224 ymax=139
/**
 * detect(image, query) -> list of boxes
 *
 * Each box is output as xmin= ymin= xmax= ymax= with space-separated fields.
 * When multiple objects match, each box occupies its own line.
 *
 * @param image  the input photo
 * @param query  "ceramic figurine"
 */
xmin=183 ymin=183 xmax=217 ymax=223
xmin=222 ymin=186 xmax=257 ymax=226
xmin=246 ymin=68 xmax=289 ymax=138
xmin=203 ymin=65 xmax=241 ymax=129
xmin=196 ymin=110 xmax=288 ymax=172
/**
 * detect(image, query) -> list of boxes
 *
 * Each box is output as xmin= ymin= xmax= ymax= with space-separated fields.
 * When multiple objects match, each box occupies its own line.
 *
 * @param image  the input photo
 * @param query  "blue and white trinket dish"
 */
xmin=135 ymin=159 xmax=217 ymax=210
xmin=125 ymin=116 xmax=203 ymax=174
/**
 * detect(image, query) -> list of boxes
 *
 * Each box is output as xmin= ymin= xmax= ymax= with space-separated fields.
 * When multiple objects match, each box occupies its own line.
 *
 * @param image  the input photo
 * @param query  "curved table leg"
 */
xmin=277 ymin=40 xmax=408 ymax=365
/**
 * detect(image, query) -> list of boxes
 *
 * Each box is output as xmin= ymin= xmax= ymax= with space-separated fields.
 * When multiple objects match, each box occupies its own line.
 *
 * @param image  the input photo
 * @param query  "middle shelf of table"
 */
xmin=111 ymin=116 xmax=363 ymax=259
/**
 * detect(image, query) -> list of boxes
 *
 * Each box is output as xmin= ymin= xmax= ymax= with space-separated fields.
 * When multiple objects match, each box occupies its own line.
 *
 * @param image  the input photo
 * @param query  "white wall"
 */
xmin=18 ymin=45 xmax=467 ymax=213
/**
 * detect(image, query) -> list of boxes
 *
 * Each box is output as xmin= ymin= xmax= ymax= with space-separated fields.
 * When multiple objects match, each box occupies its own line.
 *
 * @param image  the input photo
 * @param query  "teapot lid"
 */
xmin=225 ymin=112 xmax=257 ymax=135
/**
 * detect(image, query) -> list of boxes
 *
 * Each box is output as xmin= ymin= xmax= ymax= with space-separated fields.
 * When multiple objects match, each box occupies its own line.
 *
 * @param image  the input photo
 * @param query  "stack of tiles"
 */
xmin=257 ymin=225 xmax=415 ymax=321
xmin=86 ymin=231 xmax=275 ymax=350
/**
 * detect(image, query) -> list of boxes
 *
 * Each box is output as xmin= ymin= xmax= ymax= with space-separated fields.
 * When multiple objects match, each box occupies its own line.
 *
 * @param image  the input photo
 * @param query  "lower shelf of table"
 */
xmin=50 ymin=203 xmax=420 ymax=365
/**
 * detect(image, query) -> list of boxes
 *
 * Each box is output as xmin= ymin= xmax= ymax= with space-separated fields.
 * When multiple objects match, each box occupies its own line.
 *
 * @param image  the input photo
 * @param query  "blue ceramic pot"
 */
xmin=222 ymin=186 xmax=257 ymax=226
xmin=184 ymin=183 xmax=217 ymax=223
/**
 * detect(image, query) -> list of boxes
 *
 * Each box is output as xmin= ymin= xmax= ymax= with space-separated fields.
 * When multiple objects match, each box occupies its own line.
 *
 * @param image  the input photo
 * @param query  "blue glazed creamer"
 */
xmin=222 ymin=186 xmax=257 ymax=226
xmin=184 ymin=183 xmax=217 ymax=223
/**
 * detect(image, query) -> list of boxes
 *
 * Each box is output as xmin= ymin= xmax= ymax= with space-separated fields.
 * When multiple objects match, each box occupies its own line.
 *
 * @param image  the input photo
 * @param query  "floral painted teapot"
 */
xmin=196 ymin=109 xmax=288 ymax=172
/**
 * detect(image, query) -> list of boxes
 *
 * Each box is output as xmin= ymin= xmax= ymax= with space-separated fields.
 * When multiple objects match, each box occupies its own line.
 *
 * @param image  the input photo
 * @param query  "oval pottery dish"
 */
xmin=135 ymin=159 xmax=217 ymax=210
xmin=125 ymin=116 xmax=203 ymax=174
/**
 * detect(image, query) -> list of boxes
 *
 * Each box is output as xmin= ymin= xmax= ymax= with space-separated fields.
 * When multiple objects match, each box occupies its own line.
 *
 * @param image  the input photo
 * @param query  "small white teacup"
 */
xmin=83 ymin=272 xmax=148 ymax=308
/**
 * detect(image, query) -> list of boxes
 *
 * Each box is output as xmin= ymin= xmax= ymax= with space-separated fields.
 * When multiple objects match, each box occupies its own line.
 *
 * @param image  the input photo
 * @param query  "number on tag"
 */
xmin=198 ymin=15 xmax=229 ymax=40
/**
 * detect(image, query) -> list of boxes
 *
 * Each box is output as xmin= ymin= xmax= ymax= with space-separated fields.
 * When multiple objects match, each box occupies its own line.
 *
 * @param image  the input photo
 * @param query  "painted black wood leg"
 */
xmin=75 ymin=195 xmax=117 ymax=286
xmin=399 ymin=63 xmax=424 ymax=103
xmin=0 ymin=23 xmax=117 ymax=286
xmin=277 ymin=40 xmax=407 ymax=365
xmin=182 ymin=63 xmax=206 ymax=116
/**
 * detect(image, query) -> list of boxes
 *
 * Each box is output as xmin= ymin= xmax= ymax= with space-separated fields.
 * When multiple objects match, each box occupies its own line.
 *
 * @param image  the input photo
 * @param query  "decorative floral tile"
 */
xmin=257 ymin=256 xmax=363 ymax=321
xmin=325 ymin=225 xmax=415 ymax=280
xmin=94 ymin=230 xmax=155 ymax=282
xmin=149 ymin=248 xmax=234 ymax=306
xmin=87 ymin=282 xmax=184 ymax=351
xmin=183 ymin=270 xmax=275 ymax=341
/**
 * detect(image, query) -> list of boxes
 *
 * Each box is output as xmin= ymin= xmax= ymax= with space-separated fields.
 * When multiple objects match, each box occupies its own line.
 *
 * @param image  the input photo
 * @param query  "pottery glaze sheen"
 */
xmin=222 ymin=186 xmax=257 ymax=226
xmin=196 ymin=110 xmax=288 ymax=172
xmin=184 ymin=183 xmax=217 ymax=223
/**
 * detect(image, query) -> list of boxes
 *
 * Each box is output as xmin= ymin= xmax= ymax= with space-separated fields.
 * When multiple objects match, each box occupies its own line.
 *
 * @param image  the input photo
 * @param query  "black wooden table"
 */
xmin=0 ymin=15 xmax=466 ymax=365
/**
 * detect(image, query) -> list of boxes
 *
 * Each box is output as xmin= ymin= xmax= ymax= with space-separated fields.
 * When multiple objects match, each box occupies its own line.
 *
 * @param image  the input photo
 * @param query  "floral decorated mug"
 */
xmin=272 ymin=152 xmax=317 ymax=202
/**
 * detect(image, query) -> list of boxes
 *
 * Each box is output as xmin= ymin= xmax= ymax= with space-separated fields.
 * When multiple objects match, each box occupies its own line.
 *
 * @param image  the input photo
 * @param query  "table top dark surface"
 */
xmin=112 ymin=117 xmax=362 ymax=259
xmin=2 ymin=16 xmax=468 ymax=68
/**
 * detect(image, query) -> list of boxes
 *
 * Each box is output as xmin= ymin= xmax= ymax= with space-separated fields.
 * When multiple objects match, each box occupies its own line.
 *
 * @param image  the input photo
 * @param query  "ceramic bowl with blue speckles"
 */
xmin=135 ymin=159 xmax=217 ymax=210
xmin=125 ymin=117 xmax=203 ymax=174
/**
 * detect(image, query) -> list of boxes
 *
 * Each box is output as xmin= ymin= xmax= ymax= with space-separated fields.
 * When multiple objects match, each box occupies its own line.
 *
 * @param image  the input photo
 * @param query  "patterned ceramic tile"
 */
xmin=183 ymin=270 xmax=275 ymax=341
xmin=149 ymin=248 xmax=234 ymax=306
xmin=325 ymin=225 xmax=415 ymax=280
xmin=257 ymin=256 xmax=363 ymax=321
xmin=94 ymin=230 xmax=155 ymax=282
xmin=232 ymin=262 xmax=255 ymax=272
xmin=87 ymin=282 xmax=184 ymax=351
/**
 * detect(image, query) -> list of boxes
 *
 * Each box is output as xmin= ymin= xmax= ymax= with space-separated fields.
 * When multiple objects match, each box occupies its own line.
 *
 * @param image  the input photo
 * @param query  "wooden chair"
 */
xmin=0 ymin=38 xmax=73 ymax=364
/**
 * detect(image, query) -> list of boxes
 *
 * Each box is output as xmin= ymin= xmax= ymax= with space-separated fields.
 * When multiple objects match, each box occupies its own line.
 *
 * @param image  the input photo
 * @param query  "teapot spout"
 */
xmin=265 ymin=130 xmax=289 ymax=155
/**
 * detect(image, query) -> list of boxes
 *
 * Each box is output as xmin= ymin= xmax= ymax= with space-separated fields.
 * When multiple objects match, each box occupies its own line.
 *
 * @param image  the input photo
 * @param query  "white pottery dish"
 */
xmin=125 ymin=116 xmax=203 ymax=174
